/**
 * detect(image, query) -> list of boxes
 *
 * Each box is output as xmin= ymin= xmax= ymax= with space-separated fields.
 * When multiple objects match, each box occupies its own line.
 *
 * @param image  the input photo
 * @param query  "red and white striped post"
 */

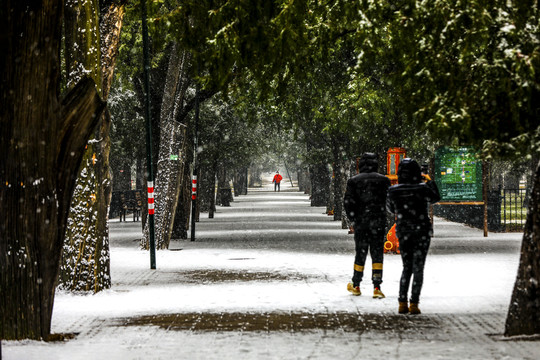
xmin=147 ymin=181 xmax=155 ymax=215
xmin=190 ymin=172 xmax=197 ymax=241
xmin=147 ymin=179 xmax=156 ymax=268
xmin=191 ymin=176 xmax=197 ymax=200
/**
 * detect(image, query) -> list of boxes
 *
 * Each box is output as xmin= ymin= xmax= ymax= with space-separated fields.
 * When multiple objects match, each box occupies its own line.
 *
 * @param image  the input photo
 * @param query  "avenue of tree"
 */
xmin=1 ymin=0 xmax=538 ymax=340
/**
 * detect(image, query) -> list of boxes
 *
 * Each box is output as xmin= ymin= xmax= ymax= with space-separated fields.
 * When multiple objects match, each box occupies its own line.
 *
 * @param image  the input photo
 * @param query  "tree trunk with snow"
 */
xmin=199 ymin=161 xmax=216 ymax=212
xmin=133 ymin=51 xmax=170 ymax=232
xmin=208 ymin=162 xmax=218 ymax=218
xmin=216 ymin=163 xmax=233 ymax=206
xmin=310 ymin=163 xmax=330 ymax=207
xmin=0 ymin=2 xmax=105 ymax=339
xmin=172 ymin=157 xmax=194 ymax=239
xmin=249 ymin=164 xmax=262 ymax=187
xmin=505 ymin=160 xmax=540 ymax=336
xmin=59 ymin=0 xmax=126 ymax=293
xmin=331 ymin=136 xmax=348 ymax=222
xmin=298 ymin=168 xmax=310 ymax=194
xmin=234 ymin=167 xmax=248 ymax=196
xmin=332 ymin=164 xmax=347 ymax=222
xmin=140 ymin=44 xmax=191 ymax=250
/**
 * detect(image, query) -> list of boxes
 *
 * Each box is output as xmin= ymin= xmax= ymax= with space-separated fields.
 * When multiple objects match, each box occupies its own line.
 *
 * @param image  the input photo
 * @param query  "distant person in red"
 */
xmin=272 ymin=171 xmax=283 ymax=192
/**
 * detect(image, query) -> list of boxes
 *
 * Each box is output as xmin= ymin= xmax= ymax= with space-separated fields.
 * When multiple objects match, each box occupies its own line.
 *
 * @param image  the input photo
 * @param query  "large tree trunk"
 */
xmin=234 ymin=167 xmax=248 ymax=196
xmin=141 ymin=44 xmax=191 ymax=250
xmin=332 ymin=163 xmax=348 ymax=222
xmin=310 ymin=163 xmax=330 ymax=207
xmin=171 ymin=156 xmax=194 ymax=239
xmin=249 ymin=163 xmax=262 ymax=187
xmin=331 ymin=135 xmax=348 ymax=222
xmin=100 ymin=1 xmax=127 ymax=96
xmin=59 ymin=0 xmax=126 ymax=292
xmin=505 ymin=160 xmax=540 ymax=336
xmin=298 ymin=168 xmax=310 ymax=194
xmin=134 ymin=48 xmax=170 ymax=231
xmin=1 ymin=2 xmax=105 ymax=340
xmin=199 ymin=160 xmax=216 ymax=212
xmin=208 ymin=161 xmax=218 ymax=218
xmin=61 ymin=0 xmax=106 ymax=292
xmin=216 ymin=163 xmax=232 ymax=206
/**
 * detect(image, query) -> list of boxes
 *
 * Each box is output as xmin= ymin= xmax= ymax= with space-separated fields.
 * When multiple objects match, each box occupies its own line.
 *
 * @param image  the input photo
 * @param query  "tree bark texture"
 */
xmin=133 ymin=49 xmax=170 ymax=230
xmin=208 ymin=162 xmax=218 ymax=218
xmin=141 ymin=44 xmax=191 ymax=249
xmin=505 ymin=160 xmax=540 ymax=336
xmin=331 ymin=136 xmax=348 ymax=222
xmin=332 ymin=162 xmax=347 ymax=222
xmin=198 ymin=161 xmax=216 ymax=212
xmin=234 ymin=167 xmax=248 ymax=196
xmin=61 ymin=0 xmax=105 ymax=293
xmin=248 ymin=164 xmax=263 ymax=187
xmin=310 ymin=163 xmax=330 ymax=207
xmin=171 ymin=157 xmax=194 ymax=240
xmin=298 ymin=168 xmax=311 ymax=194
xmin=1 ymin=1 xmax=105 ymax=339
xmin=216 ymin=164 xmax=233 ymax=206
xmin=100 ymin=1 xmax=127 ymax=98
xmin=60 ymin=0 xmax=126 ymax=293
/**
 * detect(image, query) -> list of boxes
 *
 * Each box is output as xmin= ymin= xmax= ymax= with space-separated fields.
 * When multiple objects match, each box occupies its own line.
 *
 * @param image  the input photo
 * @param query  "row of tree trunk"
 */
xmin=2 ymin=1 xmax=537 ymax=341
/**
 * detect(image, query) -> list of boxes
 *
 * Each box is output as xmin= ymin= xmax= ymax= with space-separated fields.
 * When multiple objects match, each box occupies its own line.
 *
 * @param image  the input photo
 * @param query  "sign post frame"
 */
xmin=434 ymin=146 xmax=488 ymax=237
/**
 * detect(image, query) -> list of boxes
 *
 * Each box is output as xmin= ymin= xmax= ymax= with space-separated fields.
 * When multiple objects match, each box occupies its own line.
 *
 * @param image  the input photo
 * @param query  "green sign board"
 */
xmin=170 ymin=154 xmax=179 ymax=161
xmin=434 ymin=147 xmax=482 ymax=201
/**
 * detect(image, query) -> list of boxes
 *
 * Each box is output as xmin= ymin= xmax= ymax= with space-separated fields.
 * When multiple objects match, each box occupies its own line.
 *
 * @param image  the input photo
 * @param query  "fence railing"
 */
xmin=433 ymin=187 xmax=529 ymax=232
xmin=501 ymin=188 xmax=529 ymax=231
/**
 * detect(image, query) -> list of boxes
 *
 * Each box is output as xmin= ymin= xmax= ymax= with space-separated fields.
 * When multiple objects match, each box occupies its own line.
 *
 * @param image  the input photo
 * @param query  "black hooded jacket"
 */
xmin=344 ymin=154 xmax=391 ymax=229
xmin=386 ymin=159 xmax=440 ymax=236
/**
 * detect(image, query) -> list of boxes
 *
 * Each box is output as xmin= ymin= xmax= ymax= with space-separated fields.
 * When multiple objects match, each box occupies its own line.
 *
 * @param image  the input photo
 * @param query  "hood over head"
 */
xmin=358 ymin=153 xmax=378 ymax=173
xmin=398 ymin=158 xmax=422 ymax=184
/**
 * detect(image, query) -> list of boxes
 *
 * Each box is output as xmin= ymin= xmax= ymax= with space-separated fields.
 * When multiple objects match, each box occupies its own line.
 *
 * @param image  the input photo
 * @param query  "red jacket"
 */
xmin=273 ymin=174 xmax=283 ymax=183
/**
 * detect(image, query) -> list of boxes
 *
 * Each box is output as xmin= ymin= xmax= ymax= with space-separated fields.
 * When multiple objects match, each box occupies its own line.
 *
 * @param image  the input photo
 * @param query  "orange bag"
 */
xmin=384 ymin=223 xmax=400 ymax=254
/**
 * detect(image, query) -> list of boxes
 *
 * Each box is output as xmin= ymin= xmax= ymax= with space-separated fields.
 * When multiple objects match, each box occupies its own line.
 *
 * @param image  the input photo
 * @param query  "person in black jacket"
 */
xmin=344 ymin=153 xmax=391 ymax=298
xmin=387 ymin=158 xmax=440 ymax=314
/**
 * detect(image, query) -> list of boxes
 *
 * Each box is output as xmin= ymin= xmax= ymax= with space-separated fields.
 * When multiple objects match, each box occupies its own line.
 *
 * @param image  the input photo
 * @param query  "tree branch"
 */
xmin=175 ymin=88 xmax=217 ymax=124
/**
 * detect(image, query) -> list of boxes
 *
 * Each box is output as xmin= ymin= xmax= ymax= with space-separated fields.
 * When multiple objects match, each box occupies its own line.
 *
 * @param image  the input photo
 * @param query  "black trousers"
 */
xmin=352 ymin=224 xmax=385 ymax=287
xmin=398 ymin=230 xmax=431 ymax=303
xmin=274 ymin=182 xmax=280 ymax=191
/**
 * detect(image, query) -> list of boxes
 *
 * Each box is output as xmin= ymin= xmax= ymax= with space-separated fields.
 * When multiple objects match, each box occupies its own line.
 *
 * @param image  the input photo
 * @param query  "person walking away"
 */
xmin=386 ymin=158 xmax=440 ymax=315
xmin=272 ymin=171 xmax=283 ymax=192
xmin=344 ymin=153 xmax=391 ymax=298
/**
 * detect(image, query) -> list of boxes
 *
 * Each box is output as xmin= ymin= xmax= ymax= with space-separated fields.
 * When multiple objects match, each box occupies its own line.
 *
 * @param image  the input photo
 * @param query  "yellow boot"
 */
xmin=347 ymin=282 xmax=361 ymax=296
xmin=398 ymin=301 xmax=409 ymax=314
xmin=409 ymin=302 xmax=421 ymax=315
xmin=373 ymin=287 xmax=385 ymax=299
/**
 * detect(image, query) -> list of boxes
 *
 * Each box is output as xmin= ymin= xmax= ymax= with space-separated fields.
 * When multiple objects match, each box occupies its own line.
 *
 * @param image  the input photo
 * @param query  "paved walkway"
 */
xmin=3 ymin=181 xmax=539 ymax=360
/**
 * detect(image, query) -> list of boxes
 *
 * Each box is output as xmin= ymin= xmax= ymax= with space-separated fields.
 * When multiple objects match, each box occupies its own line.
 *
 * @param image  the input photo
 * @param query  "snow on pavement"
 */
xmin=3 ymin=180 xmax=539 ymax=360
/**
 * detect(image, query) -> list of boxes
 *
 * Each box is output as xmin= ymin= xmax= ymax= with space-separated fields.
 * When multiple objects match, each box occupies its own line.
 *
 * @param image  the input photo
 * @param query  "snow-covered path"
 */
xmin=3 ymin=180 xmax=539 ymax=359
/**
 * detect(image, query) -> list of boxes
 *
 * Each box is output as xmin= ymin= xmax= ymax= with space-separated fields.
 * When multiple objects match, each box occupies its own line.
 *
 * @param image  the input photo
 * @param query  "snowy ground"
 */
xmin=3 ymin=177 xmax=540 ymax=359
